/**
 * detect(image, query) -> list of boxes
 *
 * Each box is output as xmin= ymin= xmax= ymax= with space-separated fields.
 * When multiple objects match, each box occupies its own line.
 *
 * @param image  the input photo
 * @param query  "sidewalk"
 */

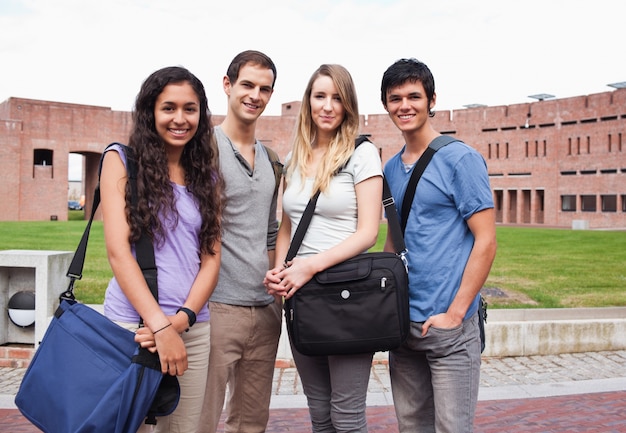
xmin=2 ymin=350 xmax=626 ymax=431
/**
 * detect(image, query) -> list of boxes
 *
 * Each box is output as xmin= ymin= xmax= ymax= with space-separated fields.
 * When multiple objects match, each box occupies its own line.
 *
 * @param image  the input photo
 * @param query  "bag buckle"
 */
xmin=382 ymin=196 xmax=395 ymax=208
xmin=398 ymin=250 xmax=409 ymax=274
xmin=60 ymin=279 xmax=77 ymax=302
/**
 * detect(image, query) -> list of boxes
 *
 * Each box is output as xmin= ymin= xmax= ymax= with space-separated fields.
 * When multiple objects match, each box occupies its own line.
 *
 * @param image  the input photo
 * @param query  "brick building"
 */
xmin=1 ymin=88 xmax=624 ymax=228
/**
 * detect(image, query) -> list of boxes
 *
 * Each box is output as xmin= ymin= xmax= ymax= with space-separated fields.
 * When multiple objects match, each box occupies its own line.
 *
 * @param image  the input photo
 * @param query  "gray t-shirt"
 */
xmin=209 ymin=126 xmax=279 ymax=306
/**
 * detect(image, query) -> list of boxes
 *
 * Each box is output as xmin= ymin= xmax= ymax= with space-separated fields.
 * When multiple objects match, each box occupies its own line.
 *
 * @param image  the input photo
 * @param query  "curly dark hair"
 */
xmin=127 ymin=66 xmax=223 ymax=255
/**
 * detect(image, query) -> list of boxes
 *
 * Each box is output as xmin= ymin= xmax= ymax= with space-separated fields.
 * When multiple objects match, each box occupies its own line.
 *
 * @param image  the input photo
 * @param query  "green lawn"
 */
xmin=1 ymin=215 xmax=625 ymax=308
xmin=484 ymin=227 xmax=626 ymax=308
xmin=0 ymin=212 xmax=110 ymax=304
xmin=373 ymin=224 xmax=626 ymax=309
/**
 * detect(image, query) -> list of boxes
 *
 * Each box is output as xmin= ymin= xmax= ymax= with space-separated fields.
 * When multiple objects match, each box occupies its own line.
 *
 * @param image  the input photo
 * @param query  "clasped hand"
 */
xmin=264 ymin=257 xmax=314 ymax=299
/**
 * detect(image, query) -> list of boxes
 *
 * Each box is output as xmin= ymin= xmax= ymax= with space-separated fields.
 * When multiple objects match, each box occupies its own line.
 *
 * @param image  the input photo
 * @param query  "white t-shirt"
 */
xmin=283 ymin=141 xmax=382 ymax=257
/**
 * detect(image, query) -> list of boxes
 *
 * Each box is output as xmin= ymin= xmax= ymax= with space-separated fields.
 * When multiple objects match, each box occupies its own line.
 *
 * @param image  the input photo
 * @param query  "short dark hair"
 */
xmin=380 ymin=58 xmax=435 ymax=117
xmin=226 ymin=50 xmax=277 ymax=88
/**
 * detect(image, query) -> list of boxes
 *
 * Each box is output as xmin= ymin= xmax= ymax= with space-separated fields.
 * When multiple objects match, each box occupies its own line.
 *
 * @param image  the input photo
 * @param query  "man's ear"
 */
xmin=223 ymin=75 xmax=232 ymax=96
xmin=430 ymin=92 xmax=437 ymax=110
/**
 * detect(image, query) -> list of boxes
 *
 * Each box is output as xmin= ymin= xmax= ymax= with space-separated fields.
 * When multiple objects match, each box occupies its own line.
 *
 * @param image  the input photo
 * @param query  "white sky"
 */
xmin=1 ymin=0 xmax=624 ymax=180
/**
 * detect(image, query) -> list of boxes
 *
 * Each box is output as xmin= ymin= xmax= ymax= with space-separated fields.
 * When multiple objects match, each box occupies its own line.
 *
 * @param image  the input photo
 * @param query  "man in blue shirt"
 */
xmin=381 ymin=58 xmax=497 ymax=433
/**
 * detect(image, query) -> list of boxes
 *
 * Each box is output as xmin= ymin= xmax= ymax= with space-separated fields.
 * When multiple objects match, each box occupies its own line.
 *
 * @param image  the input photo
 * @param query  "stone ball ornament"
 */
xmin=8 ymin=291 xmax=36 ymax=328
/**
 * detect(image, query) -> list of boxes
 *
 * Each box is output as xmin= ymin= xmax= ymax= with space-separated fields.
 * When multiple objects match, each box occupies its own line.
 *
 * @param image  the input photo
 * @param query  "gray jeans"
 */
xmin=292 ymin=343 xmax=374 ymax=433
xmin=390 ymin=312 xmax=482 ymax=433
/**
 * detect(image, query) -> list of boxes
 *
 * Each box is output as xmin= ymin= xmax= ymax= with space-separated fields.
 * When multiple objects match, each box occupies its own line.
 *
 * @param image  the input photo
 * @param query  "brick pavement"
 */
xmin=2 ymin=392 xmax=625 ymax=432
xmin=2 ymin=350 xmax=626 ymax=432
xmin=244 ymin=394 xmax=626 ymax=432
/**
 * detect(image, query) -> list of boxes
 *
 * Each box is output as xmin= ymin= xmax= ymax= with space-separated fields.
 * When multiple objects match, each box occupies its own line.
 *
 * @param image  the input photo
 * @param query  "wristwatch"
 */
xmin=176 ymin=307 xmax=197 ymax=331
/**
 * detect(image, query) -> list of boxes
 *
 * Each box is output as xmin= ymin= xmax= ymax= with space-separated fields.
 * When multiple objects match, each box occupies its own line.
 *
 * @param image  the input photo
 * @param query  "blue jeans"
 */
xmin=292 ymin=344 xmax=373 ymax=433
xmin=390 ymin=312 xmax=481 ymax=433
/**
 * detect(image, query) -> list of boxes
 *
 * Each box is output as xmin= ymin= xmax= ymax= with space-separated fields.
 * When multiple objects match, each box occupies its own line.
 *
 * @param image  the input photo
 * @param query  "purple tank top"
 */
xmin=103 ymin=145 xmax=209 ymax=323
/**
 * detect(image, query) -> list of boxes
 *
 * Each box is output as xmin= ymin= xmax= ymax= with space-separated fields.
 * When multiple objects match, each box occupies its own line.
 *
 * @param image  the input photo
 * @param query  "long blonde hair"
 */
xmin=285 ymin=64 xmax=360 ymax=196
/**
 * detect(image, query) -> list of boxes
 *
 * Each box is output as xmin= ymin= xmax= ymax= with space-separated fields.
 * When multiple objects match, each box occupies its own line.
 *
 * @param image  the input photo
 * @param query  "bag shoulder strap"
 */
xmin=64 ymin=143 xmax=158 ymax=303
xmin=263 ymin=144 xmax=283 ymax=196
xmin=400 ymin=135 xmax=458 ymax=234
xmin=285 ymin=136 xmax=406 ymax=263
xmin=214 ymin=136 xmax=283 ymax=196
xmin=355 ymin=134 xmax=370 ymax=147
xmin=65 ymin=143 xmax=122 ymax=285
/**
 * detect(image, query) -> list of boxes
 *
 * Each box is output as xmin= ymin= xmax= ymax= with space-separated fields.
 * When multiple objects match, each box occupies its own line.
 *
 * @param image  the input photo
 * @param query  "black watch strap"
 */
xmin=176 ymin=307 xmax=197 ymax=329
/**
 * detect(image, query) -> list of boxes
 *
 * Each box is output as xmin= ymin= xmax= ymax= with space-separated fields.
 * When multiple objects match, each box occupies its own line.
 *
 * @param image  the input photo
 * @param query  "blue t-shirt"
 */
xmin=383 ymin=140 xmax=493 ymax=322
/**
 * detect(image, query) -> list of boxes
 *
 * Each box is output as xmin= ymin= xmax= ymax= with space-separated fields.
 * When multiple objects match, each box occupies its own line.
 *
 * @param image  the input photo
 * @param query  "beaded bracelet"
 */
xmin=153 ymin=323 xmax=172 ymax=334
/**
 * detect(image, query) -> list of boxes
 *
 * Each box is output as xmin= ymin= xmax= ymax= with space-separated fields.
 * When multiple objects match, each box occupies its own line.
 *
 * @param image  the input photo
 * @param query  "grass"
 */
xmin=1 ymin=215 xmax=625 ymax=308
xmin=0 ymin=211 xmax=110 ymax=304
xmin=373 ymin=224 xmax=626 ymax=309
xmin=485 ymin=227 xmax=626 ymax=308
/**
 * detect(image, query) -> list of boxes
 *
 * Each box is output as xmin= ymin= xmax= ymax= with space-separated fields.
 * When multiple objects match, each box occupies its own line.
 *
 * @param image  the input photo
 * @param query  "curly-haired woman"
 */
xmin=100 ymin=66 xmax=223 ymax=432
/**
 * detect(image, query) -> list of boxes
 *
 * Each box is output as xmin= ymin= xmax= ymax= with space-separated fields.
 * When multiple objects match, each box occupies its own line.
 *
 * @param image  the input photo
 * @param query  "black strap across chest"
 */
xmin=400 ymin=135 xmax=458 ymax=234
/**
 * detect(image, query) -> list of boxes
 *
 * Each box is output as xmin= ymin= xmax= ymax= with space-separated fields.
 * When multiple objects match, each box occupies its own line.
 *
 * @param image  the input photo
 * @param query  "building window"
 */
xmin=601 ymin=195 xmax=617 ymax=212
xmin=525 ymin=141 xmax=529 ymax=157
xmin=622 ymin=195 xmax=626 ymax=212
xmin=33 ymin=148 xmax=54 ymax=179
xmin=561 ymin=195 xmax=576 ymax=212
xmin=34 ymin=149 xmax=53 ymax=166
xmin=581 ymin=195 xmax=596 ymax=212
xmin=568 ymin=138 xmax=572 ymax=156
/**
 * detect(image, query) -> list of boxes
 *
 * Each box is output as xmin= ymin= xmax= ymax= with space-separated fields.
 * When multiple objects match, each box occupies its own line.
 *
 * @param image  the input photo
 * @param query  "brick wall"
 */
xmin=1 ymin=89 xmax=625 ymax=228
xmin=0 ymin=345 xmax=34 ymax=369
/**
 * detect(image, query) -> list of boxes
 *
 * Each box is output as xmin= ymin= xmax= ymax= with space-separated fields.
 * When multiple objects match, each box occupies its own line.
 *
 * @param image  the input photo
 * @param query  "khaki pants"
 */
xmin=197 ymin=301 xmax=282 ymax=433
xmin=118 ymin=320 xmax=210 ymax=433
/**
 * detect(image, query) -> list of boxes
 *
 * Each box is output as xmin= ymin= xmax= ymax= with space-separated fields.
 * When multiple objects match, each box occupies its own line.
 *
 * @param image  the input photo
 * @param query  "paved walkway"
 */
xmin=2 ymin=350 xmax=626 ymax=432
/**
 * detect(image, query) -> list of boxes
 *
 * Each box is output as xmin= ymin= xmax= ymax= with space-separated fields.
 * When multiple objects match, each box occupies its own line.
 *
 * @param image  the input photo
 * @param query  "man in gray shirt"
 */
xmin=198 ymin=50 xmax=281 ymax=433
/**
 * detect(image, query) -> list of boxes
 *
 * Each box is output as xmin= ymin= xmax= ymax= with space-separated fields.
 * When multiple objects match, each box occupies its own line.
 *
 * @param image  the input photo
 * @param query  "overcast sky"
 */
xmin=1 ymin=0 xmax=624 ymax=180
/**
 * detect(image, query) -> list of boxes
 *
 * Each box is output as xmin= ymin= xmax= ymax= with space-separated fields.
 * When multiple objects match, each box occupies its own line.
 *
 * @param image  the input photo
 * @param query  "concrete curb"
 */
xmin=277 ymin=307 xmax=626 ymax=361
xmin=2 ymin=306 xmax=625 ymax=367
xmin=483 ymin=307 xmax=626 ymax=357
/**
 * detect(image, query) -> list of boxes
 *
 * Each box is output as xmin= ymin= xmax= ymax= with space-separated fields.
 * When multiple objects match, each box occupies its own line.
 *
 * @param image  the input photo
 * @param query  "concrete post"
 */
xmin=0 ymin=250 xmax=73 ymax=349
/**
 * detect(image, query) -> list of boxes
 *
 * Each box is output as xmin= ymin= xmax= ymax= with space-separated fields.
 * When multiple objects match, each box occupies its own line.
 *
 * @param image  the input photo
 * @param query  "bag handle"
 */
xmin=400 ymin=135 xmax=457 ymax=234
xmin=285 ymin=136 xmax=406 ymax=264
xmin=63 ymin=143 xmax=158 ymax=305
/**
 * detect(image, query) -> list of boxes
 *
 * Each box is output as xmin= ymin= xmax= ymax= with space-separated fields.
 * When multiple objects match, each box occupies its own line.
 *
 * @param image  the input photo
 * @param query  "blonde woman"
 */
xmin=265 ymin=64 xmax=382 ymax=432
